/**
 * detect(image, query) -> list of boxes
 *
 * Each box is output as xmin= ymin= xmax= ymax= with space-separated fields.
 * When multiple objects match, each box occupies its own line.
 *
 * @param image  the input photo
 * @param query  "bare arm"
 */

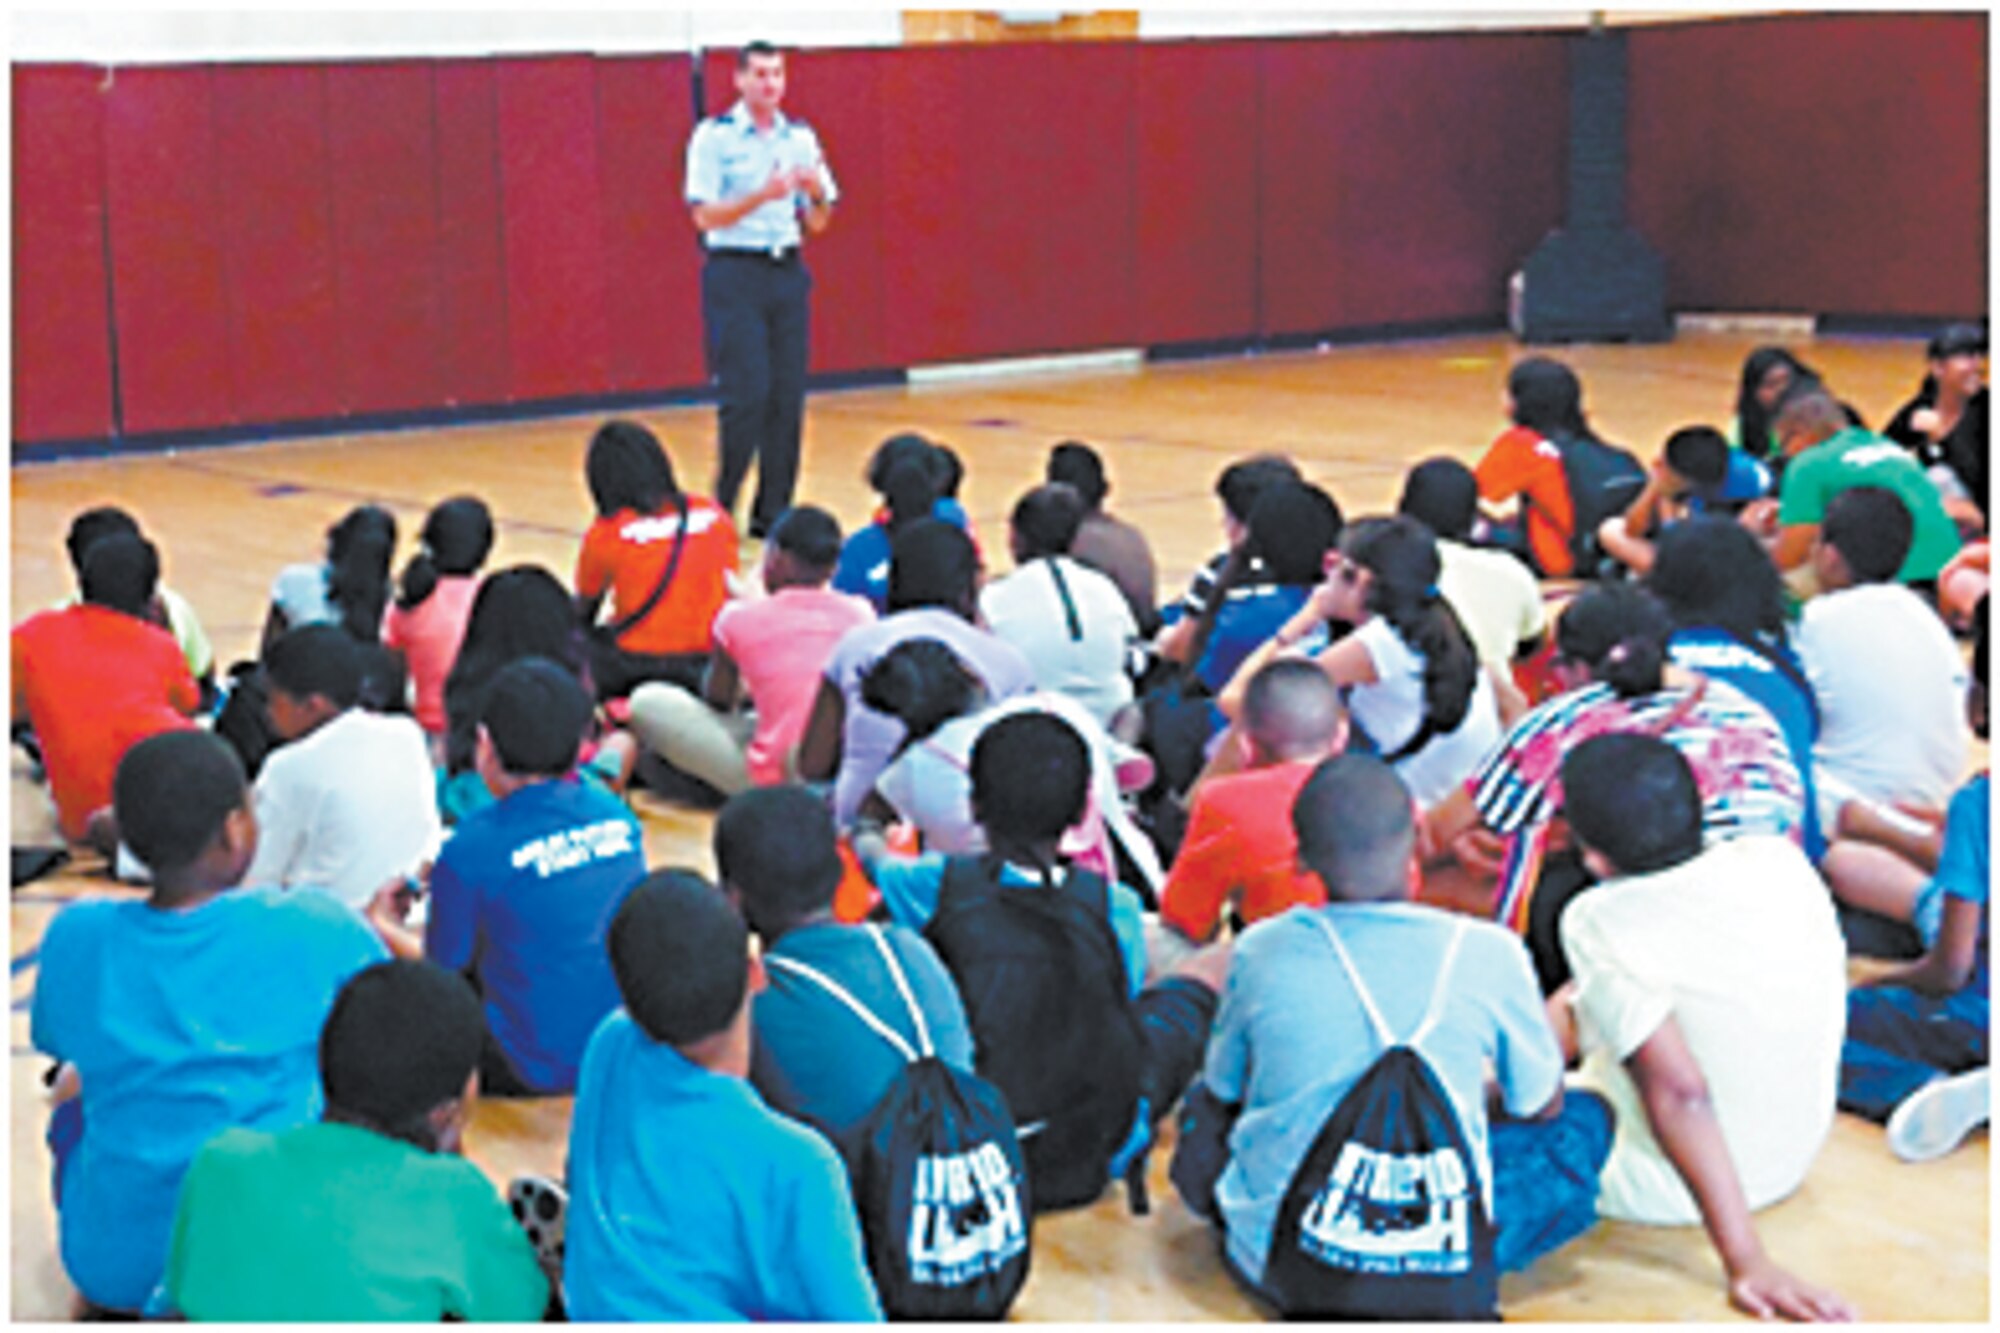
xmin=1772 ymin=521 xmax=1818 ymax=573
xmin=794 ymin=677 xmax=846 ymax=782
xmin=1869 ymin=896 xmax=1981 ymax=996
xmin=702 ymin=649 xmax=744 ymax=711
xmin=1627 ymin=1018 xmax=1855 ymax=1321
xmin=1596 ymin=515 xmax=1659 ymax=577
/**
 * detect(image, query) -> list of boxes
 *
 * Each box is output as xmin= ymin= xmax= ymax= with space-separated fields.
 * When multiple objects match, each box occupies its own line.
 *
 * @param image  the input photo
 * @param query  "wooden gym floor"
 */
xmin=9 ymin=333 xmax=1989 ymax=1320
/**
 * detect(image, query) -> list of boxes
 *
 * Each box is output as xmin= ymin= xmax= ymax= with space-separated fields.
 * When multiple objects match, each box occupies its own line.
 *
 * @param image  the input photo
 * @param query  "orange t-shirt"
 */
xmin=1159 ymin=760 xmax=1328 ymax=942
xmin=12 ymin=606 xmax=199 ymax=842
xmin=575 ymin=498 xmax=739 ymax=656
xmin=1475 ymin=425 xmax=1575 ymax=577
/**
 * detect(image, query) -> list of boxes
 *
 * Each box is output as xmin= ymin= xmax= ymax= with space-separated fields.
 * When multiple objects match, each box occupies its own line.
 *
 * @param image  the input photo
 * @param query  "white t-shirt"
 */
xmin=1562 ymin=836 xmax=1847 ymax=1226
xmin=978 ymin=556 xmax=1137 ymax=728
xmin=1437 ymin=539 xmax=1545 ymax=667
xmin=1797 ymin=582 xmax=1969 ymax=815
xmin=1345 ymin=616 xmax=1504 ymax=807
xmin=243 ymin=709 xmax=443 ymax=911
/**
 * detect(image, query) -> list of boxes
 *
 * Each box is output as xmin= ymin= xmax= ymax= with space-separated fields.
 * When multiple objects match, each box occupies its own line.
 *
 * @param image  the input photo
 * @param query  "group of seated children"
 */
xmin=16 ymin=326 xmax=1988 ymax=1322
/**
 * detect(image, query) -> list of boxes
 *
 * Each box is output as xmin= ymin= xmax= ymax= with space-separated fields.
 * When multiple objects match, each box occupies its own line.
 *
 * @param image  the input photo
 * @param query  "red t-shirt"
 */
xmin=574 ymin=498 xmax=739 ymax=657
xmin=1158 ymin=760 xmax=1328 ymax=942
xmin=12 ymin=605 xmax=199 ymax=841
xmin=1475 ymin=425 xmax=1575 ymax=577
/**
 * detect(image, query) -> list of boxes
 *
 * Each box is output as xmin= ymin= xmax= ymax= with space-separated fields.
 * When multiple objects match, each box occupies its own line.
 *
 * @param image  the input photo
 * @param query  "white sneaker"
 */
xmin=1886 ymin=1068 xmax=1990 ymax=1163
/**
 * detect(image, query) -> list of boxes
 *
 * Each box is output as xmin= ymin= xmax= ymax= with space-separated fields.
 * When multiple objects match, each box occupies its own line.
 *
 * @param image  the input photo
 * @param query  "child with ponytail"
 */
xmin=384 ymin=497 xmax=494 ymax=739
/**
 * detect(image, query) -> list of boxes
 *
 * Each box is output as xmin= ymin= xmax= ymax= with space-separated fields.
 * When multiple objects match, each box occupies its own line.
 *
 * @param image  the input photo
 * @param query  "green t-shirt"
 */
xmin=1777 ymin=428 xmax=1962 ymax=581
xmin=163 ymin=1121 xmax=547 ymax=1322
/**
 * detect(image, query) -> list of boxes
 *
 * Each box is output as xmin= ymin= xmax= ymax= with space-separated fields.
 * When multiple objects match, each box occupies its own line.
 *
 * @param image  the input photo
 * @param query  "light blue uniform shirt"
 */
xmin=684 ymin=101 xmax=838 ymax=254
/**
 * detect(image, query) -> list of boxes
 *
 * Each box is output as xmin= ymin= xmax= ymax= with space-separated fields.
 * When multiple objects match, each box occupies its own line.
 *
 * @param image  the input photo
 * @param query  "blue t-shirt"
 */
xmin=831 ymin=499 xmax=970 ymax=614
xmin=564 ymin=1011 xmax=883 ymax=1322
xmin=425 ymin=776 xmax=644 ymax=1093
xmin=1689 ymin=450 xmax=1772 ymax=510
xmin=1929 ymin=773 xmax=1990 ymax=1005
xmin=752 ymin=922 xmax=975 ymax=1138
xmin=1203 ymin=902 xmax=1562 ymax=1288
xmin=872 ymin=853 xmax=1150 ymax=996
xmin=1668 ymin=627 xmax=1824 ymax=860
xmin=30 ymin=888 xmax=386 ymax=1312
xmin=1195 ymin=583 xmax=1311 ymax=694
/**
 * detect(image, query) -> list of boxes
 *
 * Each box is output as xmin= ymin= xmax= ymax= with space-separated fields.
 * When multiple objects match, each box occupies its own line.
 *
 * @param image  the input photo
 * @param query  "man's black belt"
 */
xmin=709 ymin=245 xmax=799 ymax=264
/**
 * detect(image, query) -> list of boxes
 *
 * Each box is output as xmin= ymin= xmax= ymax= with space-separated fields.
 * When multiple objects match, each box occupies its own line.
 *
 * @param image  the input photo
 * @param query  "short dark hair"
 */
xmin=1561 ymin=733 xmax=1704 ymax=875
xmin=714 ymin=786 xmax=844 ymax=940
xmin=1646 ymin=515 xmax=1786 ymax=641
xmin=1291 ymin=754 xmax=1415 ymax=901
xmin=113 ymin=731 xmax=245 ymax=876
xmin=1928 ymin=322 xmax=1987 ymax=360
xmin=769 ymin=505 xmax=843 ymax=571
xmin=1243 ymin=657 xmax=1344 ymax=759
xmin=969 ymin=711 xmax=1089 ymax=843
xmin=265 ymin=624 xmax=364 ymax=710
xmin=1010 ymin=483 xmax=1086 ymax=560
xmin=1663 ymin=426 xmax=1730 ymax=491
xmin=865 ymin=432 xmax=936 ymax=495
xmin=65 ymin=506 xmax=141 ymax=581
xmin=481 ymin=657 xmax=591 ymax=776
xmin=79 ymin=532 xmax=160 ymax=617
xmin=1397 ymin=458 xmax=1479 ymax=541
xmin=1215 ymin=454 xmax=1302 ymax=526
xmin=737 ymin=39 xmax=784 ymax=68
xmin=608 ymin=870 xmax=747 ymax=1047
xmin=1508 ymin=357 xmax=1589 ymax=439
xmin=585 ymin=419 xmax=679 ymax=518
xmin=1246 ymin=482 xmax=1344 ymax=585
xmin=1821 ymin=486 xmax=1913 ymax=584
xmin=1046 ymin=441 xmax=1109 ymax=510
xmin=887 ymin=519 xmax=978 ymax=614
xmin=320 ymin=960 xmax=484 ymax=1149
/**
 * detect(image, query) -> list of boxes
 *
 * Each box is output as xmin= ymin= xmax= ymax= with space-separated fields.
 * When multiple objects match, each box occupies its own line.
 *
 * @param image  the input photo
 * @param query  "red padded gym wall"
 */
xmin=101 ymin=65 xmax=235 ymax=435
xmin=432 ymin=61 xmax=512 ymax=410
xmin=324 ymin=61 xmax=442 ymax=417
xmin=13 ymin=65 xmax=115 ymax=443
xmin=1629 ymin=12 xmax=1986 ymax=317
xmin=596 ymin=57 xmax=704 ymax=393
xmin=495 ymin=56 xmax=612 ymax=402
xmin=1258 ymin=32 xmax=1567 ymax=337
xmin=211 ymin=64 xmax=344 ymax=426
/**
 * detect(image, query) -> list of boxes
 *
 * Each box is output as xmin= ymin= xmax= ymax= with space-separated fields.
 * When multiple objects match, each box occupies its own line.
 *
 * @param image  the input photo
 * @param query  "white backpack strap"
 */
xmin=1305 ymin=912 xmax=1396 ymax=1051
xmin=1406 ymin=917 xmax=1470 ymax=1050
xmin=764 ymin=950 xmax=919 ymax=1064
xmin=864 ymin=923 xmax=935 ymax=1059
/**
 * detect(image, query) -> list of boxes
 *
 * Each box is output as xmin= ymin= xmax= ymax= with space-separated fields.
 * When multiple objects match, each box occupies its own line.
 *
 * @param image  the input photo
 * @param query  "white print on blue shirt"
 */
xmin=620 ymin=508 xmax=724 ymax=545
xmin=510 ymin=820 xmax=636 ymax=879
xmin=908 ymin=1142 xmax=1028 ymax=1285
xmin=1298 ymin=1142 xmax=1474 ymax=1276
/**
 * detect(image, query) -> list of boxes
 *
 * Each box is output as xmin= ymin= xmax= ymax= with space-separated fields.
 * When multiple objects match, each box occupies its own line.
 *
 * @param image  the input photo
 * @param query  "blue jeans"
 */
xmin=1838 ymin=984 xmax=1988 ymax=1123
xmin=1489 ymin=1089 xmax=1613 ymax=1274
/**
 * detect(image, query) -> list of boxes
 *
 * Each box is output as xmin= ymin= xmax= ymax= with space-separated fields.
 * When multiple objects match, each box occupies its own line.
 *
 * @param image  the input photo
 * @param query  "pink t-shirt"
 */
xmin=713 ymin=586 xmax=875 ymax=785
xmin=382 ymin=575 xmax=481 ymax=734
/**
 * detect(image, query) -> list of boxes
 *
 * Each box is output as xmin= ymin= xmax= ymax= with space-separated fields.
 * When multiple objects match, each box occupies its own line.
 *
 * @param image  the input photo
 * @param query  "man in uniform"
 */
xmin=685 ymin=41 xmax=837 ymax=539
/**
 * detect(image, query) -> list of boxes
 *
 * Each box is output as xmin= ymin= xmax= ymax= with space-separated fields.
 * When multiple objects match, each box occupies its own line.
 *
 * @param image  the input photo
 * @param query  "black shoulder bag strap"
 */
xmin=602 ymin=497 xmax=691 ymax=641
xmin=1043 ymin=558 xmax=1084 ymax=642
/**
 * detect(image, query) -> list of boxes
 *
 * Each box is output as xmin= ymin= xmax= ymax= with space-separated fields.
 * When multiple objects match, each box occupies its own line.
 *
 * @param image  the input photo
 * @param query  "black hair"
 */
xmin=969 ymin=711 xmax=1090 ymax=846
xmin=737 ymin=39 xmax=783 ymax=67
xmin=608 ymin=870 xmax=748 ymax=1048
xmin=1556 ymin=582 xmax=1674 ymax=698
xmin=866 ymin=432 xmax=936 ymax=495
xmin=1972 ymin=596 xmax=1989 ymax=742
xmin=1562 ymin=733 xmax=1704 ymax=875
xmin=586 ymin=419 xmax=682 ymax=519
xmin=324 ymin=505 xmax=397 ymax=645
xmin=442 ymin=565 xmax=589 ymax=774
xmin=1663 ymin=426 xmax=1730 ymax=490
xmin=879 ymin=456 xmax=942 ymax=535
xmin=714 ymin=786 xmax=844 ymax=940
xmin=1734 ymin=347 xmax=1815 ymax=460
xmin=1046 ymin=440 xmax=1109 ymax=511
xmin=931 ymin=443 xmax=966 ymax=500
xmin=481 ymin=657 xmax=591 ymax=776
xmin=79 ymin=533 xmax=160 ymax=617
xmin=886 ymin=519 xmax=979 ymax=615
xmin=1646 ymin=515 xmax=1786 ymax=642
xmin=1821 ymin=486 xmax=1913 ymax=584
xmin=113 ymin=731 xmax=247 ymax=877
xmin=1291 ymin=753 xmax=1416 ymax=902
xmin=1397 ymin=457 xmax=1479 ymax=541
xmin=265 ymin=623 xmax=364 ymax=710
xmin=1242 ymin=657 xmax=1344 ymax=760
xmin=768 ymin=505 xmax=843 ymax=571
xmin=397 ymin=496 xmax=494 ymax=612
xmin=1343 ymin=516 xmax=1479 ymax=750
xmin=1928 ymin=322 xmax=1987 ymax=361
xmin=860 ymin=638 xmax=983 ymax=746
xmin=320 ymin=961 xmax=484 ymax=1152
xmin=1245 ymin=481 xmax=1344 ymax=585
xmin=1215 ymin=454 xmax=1303 ymax=526
xmin=1011 ymin=483 xmax=1086 ymax=560
xmin=64 ymin=506 xmax=141 ymax=581
xmin=1508 ymin=357 xmax=1593 ymax=442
